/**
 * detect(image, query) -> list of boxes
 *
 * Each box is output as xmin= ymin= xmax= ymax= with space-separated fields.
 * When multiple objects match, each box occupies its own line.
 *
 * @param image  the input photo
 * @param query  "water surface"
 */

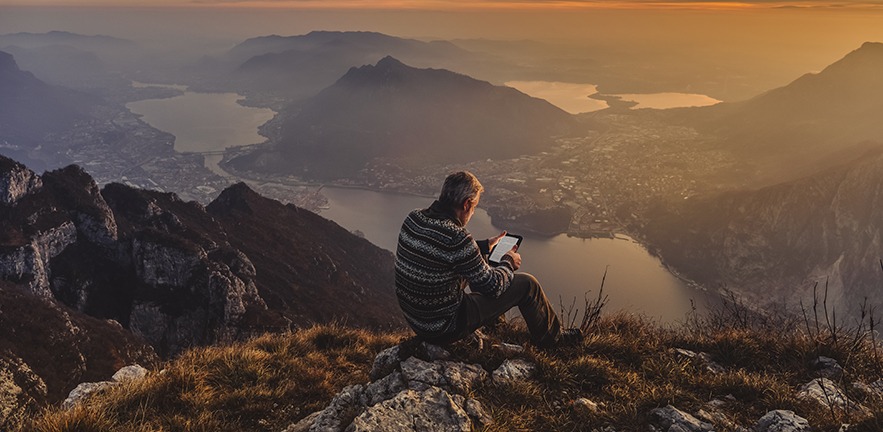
xmin=320 ymin=186 xmax=706 ymax=323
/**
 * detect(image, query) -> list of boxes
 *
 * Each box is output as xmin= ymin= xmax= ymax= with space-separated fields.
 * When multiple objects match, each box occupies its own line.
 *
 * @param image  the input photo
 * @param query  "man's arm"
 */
xmin=451 ymin=234 xmax=516 ymax=298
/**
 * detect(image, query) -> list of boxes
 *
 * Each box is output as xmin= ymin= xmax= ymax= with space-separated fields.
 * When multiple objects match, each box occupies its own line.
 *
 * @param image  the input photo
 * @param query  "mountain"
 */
xmin=644 ymin=148 xmax=883 ymax=311
xmin=0 ymin=51 xmax=94 ymax=170
xmin=0 ymin=155 xmax=404 ymax=357
xmin=215 ymin=31 xmax=473 ymax=102
xmin=1 ymin=154 xmax=405 ymax=426
xmin=0 ymin=280 xmax=157 ymax=428
xmin=206 ymin=183 xmax=400 ymax=329
xmin=682 ymin=42 xmax=883 ymax=185
xmin=228 ymin=56 xmax=575 ymax=180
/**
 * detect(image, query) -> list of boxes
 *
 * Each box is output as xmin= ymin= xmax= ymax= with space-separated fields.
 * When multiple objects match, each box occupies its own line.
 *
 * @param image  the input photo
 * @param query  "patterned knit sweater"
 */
xmin=395 ymin=201 xmax=515 ymax=339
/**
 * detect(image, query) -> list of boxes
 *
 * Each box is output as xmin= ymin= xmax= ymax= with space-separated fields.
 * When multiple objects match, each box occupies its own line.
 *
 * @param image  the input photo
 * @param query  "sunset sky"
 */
xmin=2 ymin=0 xmax=883 ymax=8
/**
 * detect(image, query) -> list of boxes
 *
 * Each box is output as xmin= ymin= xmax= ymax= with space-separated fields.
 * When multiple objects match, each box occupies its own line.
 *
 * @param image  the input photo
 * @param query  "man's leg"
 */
xmin=460 ymin=273 xmax=562 ymax=347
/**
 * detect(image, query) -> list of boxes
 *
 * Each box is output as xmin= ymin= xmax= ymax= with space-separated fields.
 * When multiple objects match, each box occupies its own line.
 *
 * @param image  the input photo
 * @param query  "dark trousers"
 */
xmin=432 ymin=273 xmax=562 ymax=347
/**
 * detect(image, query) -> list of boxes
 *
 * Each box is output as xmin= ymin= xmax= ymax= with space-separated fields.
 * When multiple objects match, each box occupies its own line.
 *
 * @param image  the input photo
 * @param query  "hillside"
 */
xmin=643 ymin=149 xmax=883 ymax=313
xmin=23 ymin=309 xmax=883 ymax=431
xmin=228 ymin=56 xmax=575 ymax=180
xmin=679 ymin=42 xmax=883 ymax=185
xmin=0 ymin=155 xmax=404 ymax=426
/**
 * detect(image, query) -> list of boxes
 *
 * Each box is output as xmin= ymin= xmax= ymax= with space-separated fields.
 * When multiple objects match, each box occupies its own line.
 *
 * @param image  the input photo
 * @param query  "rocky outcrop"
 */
xmin=0 ymin=157 xmax=41 ymax=205
xmin=753 ymin=410 xmax=810 ymax=432
xmin=286 ymin=342 xmax=503 ymax=432
xmin=0 ymin=221 xmax=77 ymax=298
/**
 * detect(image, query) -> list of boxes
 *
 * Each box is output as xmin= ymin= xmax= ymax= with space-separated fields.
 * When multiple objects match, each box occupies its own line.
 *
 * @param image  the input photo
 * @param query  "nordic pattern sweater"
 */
xmin=395 ymin=201 xmax=516 ymax=339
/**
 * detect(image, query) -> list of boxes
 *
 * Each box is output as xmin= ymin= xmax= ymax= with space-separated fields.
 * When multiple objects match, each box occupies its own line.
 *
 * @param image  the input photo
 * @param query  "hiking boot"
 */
xmin=556 ymin=328 xmax=584 ymax=347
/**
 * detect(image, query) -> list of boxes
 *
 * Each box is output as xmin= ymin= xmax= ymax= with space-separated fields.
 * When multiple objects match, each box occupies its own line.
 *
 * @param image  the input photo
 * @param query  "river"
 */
xmin=126 ymin=84 xmax=712 ymax=324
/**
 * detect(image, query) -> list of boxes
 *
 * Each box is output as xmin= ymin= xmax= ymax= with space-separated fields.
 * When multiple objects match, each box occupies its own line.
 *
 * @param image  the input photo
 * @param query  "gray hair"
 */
xmin=438 ymin=171 xmax=484 ymax=207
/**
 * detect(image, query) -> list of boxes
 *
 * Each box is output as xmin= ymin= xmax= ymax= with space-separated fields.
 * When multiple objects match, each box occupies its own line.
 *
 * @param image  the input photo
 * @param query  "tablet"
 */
xmin=489 ymin=234 xmax=523 ymax=264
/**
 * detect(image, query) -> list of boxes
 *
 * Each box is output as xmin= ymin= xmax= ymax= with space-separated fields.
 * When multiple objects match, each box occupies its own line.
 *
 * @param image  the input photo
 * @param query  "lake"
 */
xmin=320 ymin=186 xmax=707 ymax=323
xmin=126 ymin=86 xmax=276 ymax=176
xmin=506 ymin=80 xmax=720 ymax=113
xmin=128 ymin=86 xmax=711 ymax=324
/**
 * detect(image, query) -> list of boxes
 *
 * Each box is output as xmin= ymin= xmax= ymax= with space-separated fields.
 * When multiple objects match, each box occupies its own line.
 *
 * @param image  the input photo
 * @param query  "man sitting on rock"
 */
xmin=394 ymin=171 xmax=582 ymax=348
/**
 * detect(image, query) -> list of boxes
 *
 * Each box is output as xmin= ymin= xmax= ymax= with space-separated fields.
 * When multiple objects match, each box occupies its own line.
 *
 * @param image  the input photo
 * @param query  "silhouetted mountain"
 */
xmin=645 ymin=149 xmax=883 ymax=311
xmin=219 ymin=31 xmax=473 ymax=101
xmin=0 ymin=155 xmax=404 ymax=359
xmin=229 ymin=56 xmax=575 ymax=180
xmin=0 ymin=51 xmax=93 ymax=169
xmin=682 ymin=42 xmax=883 ymax=185
xmin=206 ymin=183 xmax=400 ymax=329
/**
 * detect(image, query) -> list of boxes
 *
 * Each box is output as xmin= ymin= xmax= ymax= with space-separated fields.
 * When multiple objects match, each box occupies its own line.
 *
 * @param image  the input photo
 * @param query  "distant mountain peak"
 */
xmin=375 ymin=55 xmax=405 ymax=68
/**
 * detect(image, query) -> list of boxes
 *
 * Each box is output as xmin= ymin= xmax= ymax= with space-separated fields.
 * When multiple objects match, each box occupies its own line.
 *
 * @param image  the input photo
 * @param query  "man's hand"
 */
xmin=504 ymin=249 xmax=521 ymax=270
xmin=488 ymin=231 xmax=507 ymax=250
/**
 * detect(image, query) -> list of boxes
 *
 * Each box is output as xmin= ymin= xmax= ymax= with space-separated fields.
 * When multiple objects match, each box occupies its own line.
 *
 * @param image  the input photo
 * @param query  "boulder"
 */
xmin=492 ymin=359 xmax=535 ymax=384
xmin=648 ymin=405 xmax=713 ymax=432
xmin=62 ymin=381 xmax=114 ymax=409
xmin=112 ymin=364 xmax=148 ymax=382
xmin=369 ymin=346 xmax=401 ymax=381
xmin=753 ymin=410 xmax=810 ymax=432
xmin=797 ymin=378 xmax=866 ymax=413
xmin=400 ymin=357 xmax=487 ymax=394
xmin=346 ymin=386 xmax=472 ymax=432
xmin=811 ymin=356 xmax=843 ymax=379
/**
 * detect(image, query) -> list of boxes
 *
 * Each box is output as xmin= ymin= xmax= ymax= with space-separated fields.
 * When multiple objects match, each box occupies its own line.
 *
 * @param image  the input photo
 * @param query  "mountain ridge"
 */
xmin=228 ymin=56 xmax=575 ymax=180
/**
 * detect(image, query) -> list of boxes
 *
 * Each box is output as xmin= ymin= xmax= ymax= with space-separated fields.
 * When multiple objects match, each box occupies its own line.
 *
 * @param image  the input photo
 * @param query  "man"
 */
xmin=395 ymin=171 xmax=582 ymax=348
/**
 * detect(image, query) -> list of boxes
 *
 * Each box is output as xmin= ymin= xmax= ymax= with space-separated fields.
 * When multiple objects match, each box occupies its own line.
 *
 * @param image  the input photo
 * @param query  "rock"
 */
xmin=648 ymin=405 xmax=713 ymax=432
xmin=0 ymin=221 xmax=78 ymax=298
xmin=812 ymin=356 xmax=843 ymax=379
xmin=400 ymin=357 xmax=487 ymax=394
xmin=0 ymin=156 xmax=42 ymax=205
xmin=282 ymin=411 xmax=323 ymax=432
xmin=62 ymin=364 xmax=151 ymax=410
xmin=492 ymin=359 xmax=535 ymax=384
xmin=62 ymin=381 xmax=114 ymax=409
xmin=465 ymin=398 xmax=493 ymax=427
xmin=419 ymin=342 xmax=451 ymax=361
xmin=346 ymin=386 xmax=472 ymax=432
xmin=574 ymin=397 xmax=600 ymax=414
xmin=753 ymin=410 xmax=810 ymax=432
xmin=492 ymin=342 xmax=525 ymax=355
xmin=309 ymin=384 xmax=367 ymax=432
xmin=112 ymin=364 xmax=148 ymax=382
xmin=797 ymin=378 xmax=866 ymax=413
xmin=670 ymin=348 xmax=726 ymax=374
xmin=369 ymin=346 xmax=401 ymax=381
xmin=364 ymin=371 xmax=406 ymax=406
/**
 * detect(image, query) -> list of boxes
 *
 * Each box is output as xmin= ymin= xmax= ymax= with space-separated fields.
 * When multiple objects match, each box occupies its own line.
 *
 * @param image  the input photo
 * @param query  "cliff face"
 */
xmin=645 ymin=151 xmax=883 ymax=310
xmin=1 ymin=155 xmax=403 ymax=357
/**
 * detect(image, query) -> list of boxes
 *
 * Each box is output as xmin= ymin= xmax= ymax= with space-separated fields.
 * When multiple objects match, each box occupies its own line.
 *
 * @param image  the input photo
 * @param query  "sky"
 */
xmin=2 ymin=0 xmax=882 ymax=100
xmin=2 ymin=0 xmax=883 ymax=8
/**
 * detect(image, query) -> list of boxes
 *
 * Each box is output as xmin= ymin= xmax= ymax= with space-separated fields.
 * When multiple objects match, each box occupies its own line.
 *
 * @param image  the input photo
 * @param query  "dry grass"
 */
xmin=25 ymin=298 xmax=883 ymax=432
xmin=26 ymin=324 xmax=406 ymax=432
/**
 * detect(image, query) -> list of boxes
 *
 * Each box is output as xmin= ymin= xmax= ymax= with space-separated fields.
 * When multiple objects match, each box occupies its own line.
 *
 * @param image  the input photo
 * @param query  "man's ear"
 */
xmin=462 ymin=199 xmax=474 ymax=212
